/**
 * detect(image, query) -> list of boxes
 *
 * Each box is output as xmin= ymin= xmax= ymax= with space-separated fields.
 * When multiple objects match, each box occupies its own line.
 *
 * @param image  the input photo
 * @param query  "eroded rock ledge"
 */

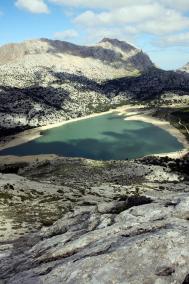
xmin=0 ymin=157 xmax=188 ymax=283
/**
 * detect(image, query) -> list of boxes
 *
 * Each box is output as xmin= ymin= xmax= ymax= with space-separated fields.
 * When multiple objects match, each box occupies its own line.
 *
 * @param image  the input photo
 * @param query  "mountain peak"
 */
xmin=0 ymin=37 xmax=154 ymax=82
xmin=100 ymin=37 xmax=119 ymax=43
xmin=99 ymin=38 xmax=137 ymax=51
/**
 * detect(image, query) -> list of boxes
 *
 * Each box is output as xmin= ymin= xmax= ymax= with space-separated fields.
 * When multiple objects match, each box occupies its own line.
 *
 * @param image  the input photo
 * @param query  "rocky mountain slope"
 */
xmin=0 ymin=156 xmax=189 ymax=283
xmin=0 ymin=37 xmax=154 ymax=135
xmin=0 ymin=38 xmax=189 ymax=137
xmin=0 ymin=38 xmax=153 ymax=84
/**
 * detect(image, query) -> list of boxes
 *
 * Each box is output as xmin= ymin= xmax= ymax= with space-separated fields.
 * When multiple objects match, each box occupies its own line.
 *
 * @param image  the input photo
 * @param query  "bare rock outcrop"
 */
xmin=0 ymin=38 xmax=154 ymax=82
xmin=0 ymin=157 xmax=188 ymax=283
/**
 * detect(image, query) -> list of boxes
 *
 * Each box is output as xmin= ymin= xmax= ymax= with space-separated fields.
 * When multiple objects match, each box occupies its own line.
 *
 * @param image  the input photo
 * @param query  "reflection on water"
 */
xmin=0 ymin=113 xmax=183 ymax=160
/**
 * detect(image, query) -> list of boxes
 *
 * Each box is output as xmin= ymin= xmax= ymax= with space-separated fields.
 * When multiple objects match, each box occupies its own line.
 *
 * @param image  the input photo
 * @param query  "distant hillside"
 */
xmin=0 ymin=38 xmax=154 ymax=84
xmin=0 ymin=38 xmax=189 ymax=136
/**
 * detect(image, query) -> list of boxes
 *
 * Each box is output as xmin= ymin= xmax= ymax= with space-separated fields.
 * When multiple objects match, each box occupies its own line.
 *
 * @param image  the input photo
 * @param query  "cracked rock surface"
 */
xmin=0 ymin=157 xmax=188 ymax=283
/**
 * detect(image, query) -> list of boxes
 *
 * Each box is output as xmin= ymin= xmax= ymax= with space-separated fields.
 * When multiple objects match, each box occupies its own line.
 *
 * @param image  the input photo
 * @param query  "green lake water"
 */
xmin=0 ymin=113 xmax=184 ymax=160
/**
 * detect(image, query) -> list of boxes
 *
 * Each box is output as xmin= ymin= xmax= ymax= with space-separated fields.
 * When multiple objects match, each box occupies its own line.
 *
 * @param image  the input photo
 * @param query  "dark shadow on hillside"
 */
xmin=50 ymin=71 xmax=102 ymax=92
xmin=40 ymin=38 xmax=145 ymax=69
xmin=103 ymin=67 xmax=189 ymax=99
xmin=40 ymin=38 xmax=124 ymax=66
xmin=0 ymin=70 xmax=103 ymax=115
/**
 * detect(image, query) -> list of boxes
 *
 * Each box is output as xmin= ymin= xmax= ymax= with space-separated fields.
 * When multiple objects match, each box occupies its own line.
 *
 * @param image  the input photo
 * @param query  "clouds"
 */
xmin=54 ymin=29 xmax=79 ymax=40
xmin=74 ymin=4 xmax=163 ymax=26
xmin=72 ymin=2 xmax=189 ymax=46
xmin=157 ymin=33 xmax=189 ymax=46
xmin=162 ymin=0 xmax=189 ymax=11
xmin=48 ymin=0 xmax=189 ymax=47
xmin=14 ymin=0 xmax=189 ymax=13
xmin=50 ymin=0 xmax=149 ymax=9
xmin=13 ymin=0 xmax=189 ymax=48
xmin=49 ymin=0 xmax=189 ymax=11
xmin=74 ymin=3 xmax=189 ymax=34
xmin=15 ymin=0 xmax=49 ymax=14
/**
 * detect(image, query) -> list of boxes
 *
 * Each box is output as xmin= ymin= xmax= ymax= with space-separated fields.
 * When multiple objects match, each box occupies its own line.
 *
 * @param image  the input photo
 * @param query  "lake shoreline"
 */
xmin=0 ymin=105 xmax=188 ymax=161
xmin=0 ymin=108 xmax=117 ymax=151
xmin=120 ymin=107 xmax=189 ymax=158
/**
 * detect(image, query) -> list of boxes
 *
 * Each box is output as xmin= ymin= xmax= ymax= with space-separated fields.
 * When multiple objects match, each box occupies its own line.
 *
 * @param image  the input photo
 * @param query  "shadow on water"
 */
xmin=106 ymin=114 xmax=126 ymax=120
xmin=0 ymin=124 xmax=183 ymax=160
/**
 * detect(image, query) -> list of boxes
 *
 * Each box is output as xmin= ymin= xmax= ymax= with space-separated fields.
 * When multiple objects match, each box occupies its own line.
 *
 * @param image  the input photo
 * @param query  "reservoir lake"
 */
xmin=0 ymin=113 xmax=183 ymax=160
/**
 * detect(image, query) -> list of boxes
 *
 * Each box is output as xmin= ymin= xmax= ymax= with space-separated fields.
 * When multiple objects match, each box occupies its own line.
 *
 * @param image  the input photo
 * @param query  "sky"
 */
xmin=0 ymin=0 xmax=189 ymax=70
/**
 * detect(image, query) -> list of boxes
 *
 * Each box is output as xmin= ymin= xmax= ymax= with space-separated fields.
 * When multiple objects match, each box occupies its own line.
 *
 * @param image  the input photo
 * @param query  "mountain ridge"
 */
xmin=0 ymin=37 xmax=154 ymax=82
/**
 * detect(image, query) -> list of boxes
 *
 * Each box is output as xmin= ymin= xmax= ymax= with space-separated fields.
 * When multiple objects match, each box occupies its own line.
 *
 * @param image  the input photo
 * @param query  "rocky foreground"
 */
xmin=0 ymin=156 xmax=189 ymax=283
